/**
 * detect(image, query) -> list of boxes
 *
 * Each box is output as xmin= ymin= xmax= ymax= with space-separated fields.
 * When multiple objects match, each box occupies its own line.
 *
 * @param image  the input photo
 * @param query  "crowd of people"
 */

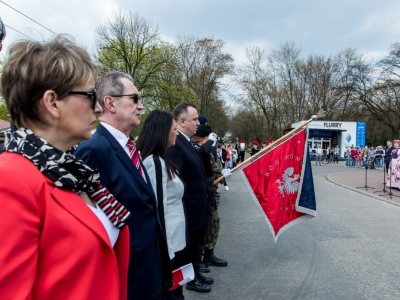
xmin=0 ymin=36 xmax=235 ymax=300
xmin=313 ymin=144 xmax=386 ymax=169
xmin=346 ymin=140 xmax=400 ymax=189
xmin=347 ymin=145 xmax=385 ymax=169
xmin=312 ymin=141 xmax=400 ymax=190
xmin=313 ymin=145 xmax=341 ymax=165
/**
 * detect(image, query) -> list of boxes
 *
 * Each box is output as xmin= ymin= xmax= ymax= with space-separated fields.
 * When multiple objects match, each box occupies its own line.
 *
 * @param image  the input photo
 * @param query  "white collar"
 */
xmin=178 ymin=129 xmax=191 ymax=143
xmin=101 ymin=122 xmax=129 ymax=149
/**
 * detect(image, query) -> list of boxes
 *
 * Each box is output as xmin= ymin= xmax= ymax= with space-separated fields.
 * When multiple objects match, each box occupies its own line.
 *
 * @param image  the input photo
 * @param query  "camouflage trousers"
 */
xmin=205 ymin=209 xmax=220 ymax=250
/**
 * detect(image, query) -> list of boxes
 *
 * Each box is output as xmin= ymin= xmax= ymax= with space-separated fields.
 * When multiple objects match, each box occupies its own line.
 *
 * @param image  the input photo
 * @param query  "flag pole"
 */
xmin=214 ymin=116 xmax=317 ymax=185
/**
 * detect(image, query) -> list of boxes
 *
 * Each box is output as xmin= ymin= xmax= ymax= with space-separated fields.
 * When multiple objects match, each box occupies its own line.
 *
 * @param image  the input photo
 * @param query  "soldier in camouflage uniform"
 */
xmin=192 ymin=125 xmax=229 ymax=268
xmin=206 ymin=148 xmax=224 ymax=252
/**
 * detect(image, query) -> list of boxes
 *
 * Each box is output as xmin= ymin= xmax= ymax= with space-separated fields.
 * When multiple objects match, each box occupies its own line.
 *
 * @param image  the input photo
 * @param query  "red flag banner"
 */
xmin=241 ymin=128 xmax=316 ymax=242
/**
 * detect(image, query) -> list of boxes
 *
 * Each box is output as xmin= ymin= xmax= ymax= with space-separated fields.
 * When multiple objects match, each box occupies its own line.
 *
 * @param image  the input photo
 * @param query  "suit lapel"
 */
xmin=96 ymin=124 xmax=156 ymax=198
xmin=178 ymin=133 xmax=202 ymax=164
xmin=177 ymin=133 xmax=207 ymax=176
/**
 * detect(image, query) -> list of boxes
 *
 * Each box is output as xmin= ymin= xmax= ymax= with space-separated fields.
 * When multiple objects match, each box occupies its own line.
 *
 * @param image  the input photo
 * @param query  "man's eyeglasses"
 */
xmin=109 ymin=93 xmax=142 ymax=104
xmin=69 ymin=88 xmax=97 ymax=110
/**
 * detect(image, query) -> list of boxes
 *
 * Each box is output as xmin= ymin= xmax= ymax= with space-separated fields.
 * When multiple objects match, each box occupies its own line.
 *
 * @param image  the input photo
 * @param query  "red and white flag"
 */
xmin=168 ymin=263 xmax=195 ymax=291
xmin=241 ymin=128 xmax=316 ymax=242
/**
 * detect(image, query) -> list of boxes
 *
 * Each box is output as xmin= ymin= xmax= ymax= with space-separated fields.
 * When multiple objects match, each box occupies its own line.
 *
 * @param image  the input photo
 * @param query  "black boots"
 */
xmin=198 ymin=262 xmax=211 ymax=273
xmin=198 ymin=272 xmax=214 ymax=285
xmin=186 ymin=274 xmax=212 ymax=293
xmin=203 ymin=249 xmax=228 ymax=267
xmin=187 ymin=250 xmax=227 ymax=293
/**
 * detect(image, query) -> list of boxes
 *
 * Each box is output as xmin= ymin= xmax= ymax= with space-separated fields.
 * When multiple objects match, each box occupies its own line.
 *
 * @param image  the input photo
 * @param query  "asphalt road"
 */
xmin=185 ymin=161 xmax=400 ymax=300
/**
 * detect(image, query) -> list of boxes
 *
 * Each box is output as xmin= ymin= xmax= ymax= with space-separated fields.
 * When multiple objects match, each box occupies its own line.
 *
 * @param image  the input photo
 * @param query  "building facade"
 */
xmin=291 ymin=120 xmax=366 ymax=158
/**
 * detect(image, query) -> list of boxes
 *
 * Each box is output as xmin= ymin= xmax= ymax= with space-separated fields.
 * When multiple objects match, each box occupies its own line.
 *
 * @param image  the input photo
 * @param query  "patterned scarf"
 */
xmin=4 ymin=127 xmax=131 ymax=229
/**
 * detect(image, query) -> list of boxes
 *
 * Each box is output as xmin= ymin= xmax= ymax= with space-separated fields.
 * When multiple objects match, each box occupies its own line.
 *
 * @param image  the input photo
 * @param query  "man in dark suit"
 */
xmin=385 ymin=140 xmax=394 ymax=170
xmin=75 ymin=71 xmax=170 ymax=300
xmin=167 ymin=104 xmax=212 ymax=294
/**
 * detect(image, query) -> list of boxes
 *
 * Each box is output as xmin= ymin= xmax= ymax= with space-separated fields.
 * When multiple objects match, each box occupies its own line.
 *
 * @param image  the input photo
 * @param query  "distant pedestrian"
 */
xmin=385 ymin=140 xmax=394 ymax=170
xmin=375 ymin=146 xmax=384 ymax=170
xmin=315 ymin=144 xmax=323 ymax=166
xmin=0 ymin=17 xmax=5 ymax=52
xmin=237 ymin=139 xmax=246 ymax=163
xmin=217 ymin=144 xmax=229 ymax=190
xmin=325 ymin=147 xmax=331 ymax=162
xmin=344 ymin=147 xmax=350 ymax=167
xmin=333 ymin=146 xmax=340 ymax=164
xmin=350 ymin=147 xmax=358 ymax=167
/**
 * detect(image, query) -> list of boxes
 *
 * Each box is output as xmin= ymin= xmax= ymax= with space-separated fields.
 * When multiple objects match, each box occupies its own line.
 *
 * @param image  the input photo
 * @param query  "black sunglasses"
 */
xmin=109 ymin=93 xmax=141 ymax=104
xmin=69 ymin=88 xmax=97 ymax=110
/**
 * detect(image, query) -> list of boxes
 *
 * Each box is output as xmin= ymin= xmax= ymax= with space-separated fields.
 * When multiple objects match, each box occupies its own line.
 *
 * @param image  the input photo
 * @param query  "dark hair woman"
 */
xmin=136 ymin=110 xmax=186 ymax=261
xmin=0 ymin=35 xmax=130 ymax=299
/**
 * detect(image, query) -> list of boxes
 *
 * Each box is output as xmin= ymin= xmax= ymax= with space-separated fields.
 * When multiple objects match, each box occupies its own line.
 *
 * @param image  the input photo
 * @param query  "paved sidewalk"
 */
xmin=326 ymin=165 xmax=400 ymax=207
xmin=185 ymin=159 xmax=400 ymax=300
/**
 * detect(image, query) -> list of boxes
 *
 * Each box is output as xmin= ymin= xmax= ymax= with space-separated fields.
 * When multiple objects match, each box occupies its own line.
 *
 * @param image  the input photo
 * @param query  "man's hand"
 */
xmin=221 ymin=169 xmax=232 ymax=178
xmin=208 ymin=132 xmax=217 ymax=146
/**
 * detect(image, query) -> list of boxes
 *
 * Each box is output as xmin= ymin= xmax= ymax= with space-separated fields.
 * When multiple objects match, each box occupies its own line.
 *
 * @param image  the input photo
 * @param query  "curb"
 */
xmin=326 ymin=173 xmax=400 ymax=208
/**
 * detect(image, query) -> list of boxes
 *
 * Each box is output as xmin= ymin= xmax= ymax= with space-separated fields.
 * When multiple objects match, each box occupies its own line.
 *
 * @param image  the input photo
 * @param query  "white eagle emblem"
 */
xmin=276 ymin=167 xmax=300 ymax=197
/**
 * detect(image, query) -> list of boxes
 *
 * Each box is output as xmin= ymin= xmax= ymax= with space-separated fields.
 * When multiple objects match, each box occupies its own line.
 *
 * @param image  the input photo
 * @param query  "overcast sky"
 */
xmin=2 ymin=0 xmax=400 ymax=65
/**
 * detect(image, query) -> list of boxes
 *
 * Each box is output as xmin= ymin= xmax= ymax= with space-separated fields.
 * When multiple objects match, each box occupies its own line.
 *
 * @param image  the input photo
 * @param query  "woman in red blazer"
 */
xmin=0 ymin=36 xmax=130 ymax=299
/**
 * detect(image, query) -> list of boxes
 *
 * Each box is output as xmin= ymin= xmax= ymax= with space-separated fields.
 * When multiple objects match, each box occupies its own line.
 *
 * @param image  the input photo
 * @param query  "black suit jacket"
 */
xmin=385 ymin=145 xmax=394 ymax=163
xmin=75 ymin=124 xmax=171 ymax=299
xmin=167 ymin=132 xmax=208 ymax=231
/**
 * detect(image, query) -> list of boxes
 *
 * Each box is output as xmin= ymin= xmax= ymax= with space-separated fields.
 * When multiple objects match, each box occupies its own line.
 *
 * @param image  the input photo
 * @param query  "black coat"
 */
xmin=385 ymin=145 xmax=395 ymax=164
xmin=167 ymin=132 xmax=208 ymax=231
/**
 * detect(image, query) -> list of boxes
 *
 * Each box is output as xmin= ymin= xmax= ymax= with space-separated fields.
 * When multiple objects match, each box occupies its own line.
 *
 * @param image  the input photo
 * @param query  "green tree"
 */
xmin=0 ymin=99 xmax=10 ymax=121
xmin=95 ymin=10 xmax=202 ymax=115
xmin=175 ymin=36 xmax=234 ymax=118
xmin=139 ymin=45 xmax=198 ymax=112
xmin=0 ymin=56 xmax=10 ymax=121
xmin=95 ymin=11 xmax=169 ymax=106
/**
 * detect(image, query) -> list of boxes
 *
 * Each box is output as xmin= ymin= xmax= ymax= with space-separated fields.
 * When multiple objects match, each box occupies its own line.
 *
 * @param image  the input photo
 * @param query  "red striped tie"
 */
xmin=127 ymin=139 xmax=143 ymax=176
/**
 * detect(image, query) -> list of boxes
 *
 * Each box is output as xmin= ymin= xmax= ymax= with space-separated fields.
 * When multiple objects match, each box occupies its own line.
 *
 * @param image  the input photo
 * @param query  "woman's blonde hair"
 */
xmin=1 ymin=35 xmax=101 ymax=127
